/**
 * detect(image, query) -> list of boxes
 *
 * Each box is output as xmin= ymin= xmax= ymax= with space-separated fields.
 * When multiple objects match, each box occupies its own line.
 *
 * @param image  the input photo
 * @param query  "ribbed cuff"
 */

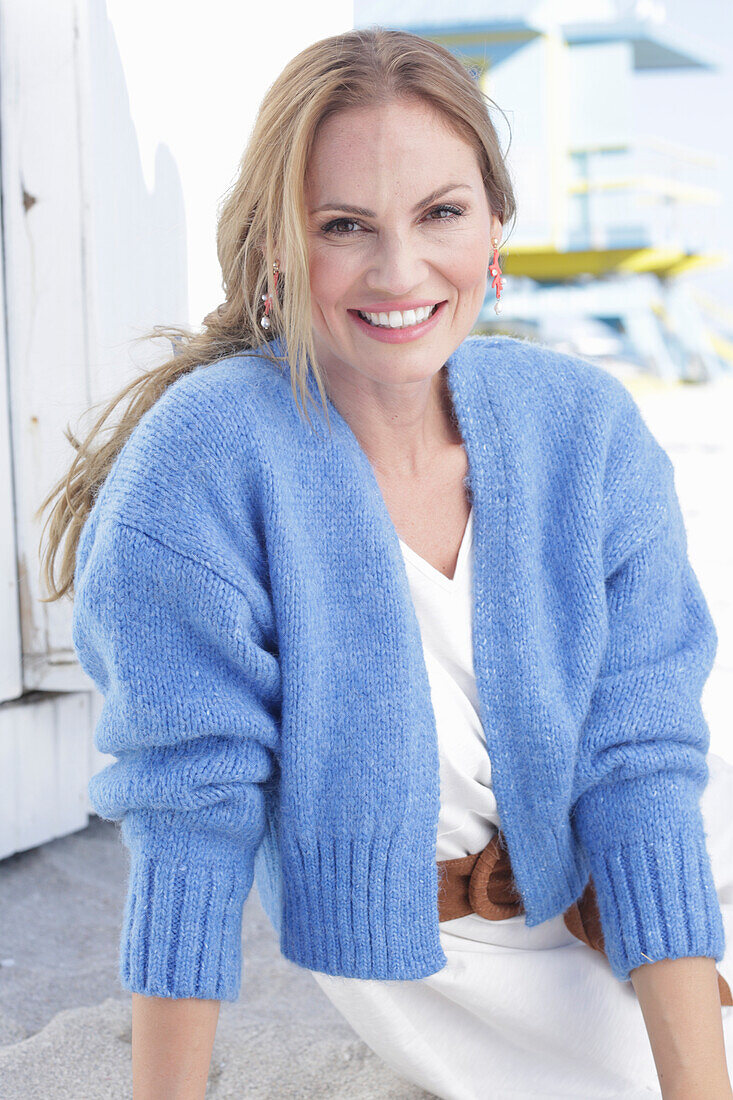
xmin=574 ymin=774 xmax=726 ymax=982
xmin=118 ymin=847 xmax=253 ymax=1001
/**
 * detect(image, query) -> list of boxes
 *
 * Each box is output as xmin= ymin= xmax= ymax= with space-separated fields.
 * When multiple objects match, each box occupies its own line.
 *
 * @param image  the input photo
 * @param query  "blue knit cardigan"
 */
xmin=71 ymin=333 xmax=726 ymax=1001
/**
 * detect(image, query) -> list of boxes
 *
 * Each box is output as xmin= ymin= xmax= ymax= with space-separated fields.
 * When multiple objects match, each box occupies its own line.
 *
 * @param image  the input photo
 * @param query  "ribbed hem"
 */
xmin=117 ymin=845 xmax=253 ymax=1001
xmin=279 ymin=830 xmax=448 ymax=979
xmin=574 ymin=774 xmax=726 ymax=981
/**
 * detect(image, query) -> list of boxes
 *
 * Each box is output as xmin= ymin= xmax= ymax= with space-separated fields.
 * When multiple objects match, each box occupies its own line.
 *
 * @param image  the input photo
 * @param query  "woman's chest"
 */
xmin=373 ymin=444 xmax=472 ymax=583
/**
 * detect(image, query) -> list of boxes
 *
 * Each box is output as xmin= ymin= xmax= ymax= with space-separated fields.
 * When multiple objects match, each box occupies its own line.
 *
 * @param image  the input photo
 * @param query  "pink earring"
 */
xmin=490 ymin=238 xmax=503 ymax=315
xmin=260 ymin=259 xmax=280 ymax=329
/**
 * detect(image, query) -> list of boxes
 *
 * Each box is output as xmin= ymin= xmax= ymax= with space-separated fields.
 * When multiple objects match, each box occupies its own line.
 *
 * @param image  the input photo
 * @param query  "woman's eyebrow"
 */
xmin=310 ymin=182 xmax=472 ymax=217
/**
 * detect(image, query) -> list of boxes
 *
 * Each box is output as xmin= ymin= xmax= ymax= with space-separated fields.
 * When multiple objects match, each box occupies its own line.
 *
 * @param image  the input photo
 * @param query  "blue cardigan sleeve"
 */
xmin=72 ymin=515 xmax=281 ymax=1001
xmin=571 ymin=387 xmax=725 ymax=982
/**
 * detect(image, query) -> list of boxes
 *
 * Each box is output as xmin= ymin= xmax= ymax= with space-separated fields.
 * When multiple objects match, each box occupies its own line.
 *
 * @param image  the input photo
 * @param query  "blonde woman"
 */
xmin=38 ymin=26 xmax=733 ymax=1100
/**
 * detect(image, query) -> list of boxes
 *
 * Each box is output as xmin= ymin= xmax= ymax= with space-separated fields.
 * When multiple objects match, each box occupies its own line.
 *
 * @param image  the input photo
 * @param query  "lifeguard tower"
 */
xmin=356 ymin=0 xmax=730 ymax=380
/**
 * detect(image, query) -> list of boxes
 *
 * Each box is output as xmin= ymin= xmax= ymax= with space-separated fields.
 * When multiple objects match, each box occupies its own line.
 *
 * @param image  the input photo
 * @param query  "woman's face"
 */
xmin=302 ymin=97 xmax=502 ymax=389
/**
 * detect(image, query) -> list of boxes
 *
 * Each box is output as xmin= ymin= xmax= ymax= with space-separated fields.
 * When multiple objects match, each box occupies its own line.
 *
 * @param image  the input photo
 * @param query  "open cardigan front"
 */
xmin=71 ymin=332 xmax=726 ymax=1001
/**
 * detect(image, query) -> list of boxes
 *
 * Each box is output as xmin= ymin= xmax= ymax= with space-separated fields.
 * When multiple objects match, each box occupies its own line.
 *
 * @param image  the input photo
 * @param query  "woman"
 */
xmin=38 ymin=26 xmax=733 ymax=1100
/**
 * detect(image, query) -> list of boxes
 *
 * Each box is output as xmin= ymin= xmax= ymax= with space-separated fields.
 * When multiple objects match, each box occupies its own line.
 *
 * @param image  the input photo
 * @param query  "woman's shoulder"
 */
xmin=460 ymin=333 xmax=639 ymax=442
xmin=461 ymin=335 xmax=675 ymax=565
xmin=85 ymin=350 xmax=282 ymax=575
xmin=461 ymin=332 xmax=624 ymax=397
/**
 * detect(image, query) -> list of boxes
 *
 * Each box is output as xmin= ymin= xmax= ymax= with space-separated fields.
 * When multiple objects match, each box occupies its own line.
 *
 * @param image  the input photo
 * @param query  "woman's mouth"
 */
xmin=358 ymin=303 xmax=439 ymax=328
xmin=348 ymin=301 xmax=447 ymax=343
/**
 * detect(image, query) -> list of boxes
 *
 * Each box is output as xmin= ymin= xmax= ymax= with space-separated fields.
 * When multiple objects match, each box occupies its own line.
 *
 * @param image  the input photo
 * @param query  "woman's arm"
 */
xmin=73 ymin=517 xmax=281 ymax=1001
xmin=630 ymin=956 xmax=732 ymax=1099
xmin=132 ymin=993 xmax=220 ymax=1099
xmin=570 ymin=382 xmax=731 ymax=1088
xmin=571 ymin=384 xmax=727 ymax=987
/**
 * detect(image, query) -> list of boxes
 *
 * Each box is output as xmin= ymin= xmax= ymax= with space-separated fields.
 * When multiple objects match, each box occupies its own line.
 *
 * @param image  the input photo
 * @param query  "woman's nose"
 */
xmin=365 ymin=235 xmax=430 ymax=294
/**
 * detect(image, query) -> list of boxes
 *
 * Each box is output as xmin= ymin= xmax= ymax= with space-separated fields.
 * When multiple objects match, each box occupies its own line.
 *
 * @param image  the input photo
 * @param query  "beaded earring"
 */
xmin=260 ymin=259 xmax=280 ymax=329
xmin=490 ymin=238 xmax=504 ymax=315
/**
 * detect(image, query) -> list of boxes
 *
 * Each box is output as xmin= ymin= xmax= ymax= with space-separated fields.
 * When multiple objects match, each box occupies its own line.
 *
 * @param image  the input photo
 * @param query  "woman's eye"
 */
xmin=322 ymin=217 xmax=361 ymax=235
xmin=427 ymin=203 xmax=464 ymax=221
xmin=321 ymin=203 xmax=465 ymax=237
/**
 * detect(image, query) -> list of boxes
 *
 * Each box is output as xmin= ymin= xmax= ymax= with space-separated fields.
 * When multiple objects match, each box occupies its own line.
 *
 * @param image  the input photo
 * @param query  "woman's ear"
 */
xmin=259 ymin=243 xmax=286 ymax=275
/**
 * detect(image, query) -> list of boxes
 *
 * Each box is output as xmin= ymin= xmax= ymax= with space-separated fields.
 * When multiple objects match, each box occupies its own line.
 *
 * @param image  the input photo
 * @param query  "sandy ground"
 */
xmin=1 ymin=366 xmax=732 ymax=1099
xmin=0 ymin=815 xmax=429 ymax=1098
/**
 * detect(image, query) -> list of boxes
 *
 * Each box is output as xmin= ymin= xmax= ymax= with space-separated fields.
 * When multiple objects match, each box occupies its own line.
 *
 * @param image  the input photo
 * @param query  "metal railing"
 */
xmin=566 ymin=137 xmax=721 ymax=252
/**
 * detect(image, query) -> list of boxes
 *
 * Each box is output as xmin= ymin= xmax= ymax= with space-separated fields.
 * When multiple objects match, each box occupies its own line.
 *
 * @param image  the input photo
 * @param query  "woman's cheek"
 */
xmin=309 ymin=252 xmax=355 ymax=312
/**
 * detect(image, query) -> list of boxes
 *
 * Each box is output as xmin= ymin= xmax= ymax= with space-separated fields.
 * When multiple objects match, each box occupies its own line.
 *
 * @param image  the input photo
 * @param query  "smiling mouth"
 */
xmin=355 ymin=303 xmax=441 ymax=329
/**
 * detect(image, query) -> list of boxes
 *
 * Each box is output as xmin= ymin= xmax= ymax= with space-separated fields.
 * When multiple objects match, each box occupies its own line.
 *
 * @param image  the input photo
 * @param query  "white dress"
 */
xmin=308 ymin=505 xmax=733 ymax=1100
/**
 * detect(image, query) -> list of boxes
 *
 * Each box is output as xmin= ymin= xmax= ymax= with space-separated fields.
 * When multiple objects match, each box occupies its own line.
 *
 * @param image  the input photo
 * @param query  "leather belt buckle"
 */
xmin=468 ymin=829 xmax=524 ymax=921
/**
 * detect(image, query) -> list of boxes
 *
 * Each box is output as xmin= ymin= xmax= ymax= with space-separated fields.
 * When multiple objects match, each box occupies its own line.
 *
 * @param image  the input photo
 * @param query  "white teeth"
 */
xmin=357 ymin=304 xmax=437 ymax=328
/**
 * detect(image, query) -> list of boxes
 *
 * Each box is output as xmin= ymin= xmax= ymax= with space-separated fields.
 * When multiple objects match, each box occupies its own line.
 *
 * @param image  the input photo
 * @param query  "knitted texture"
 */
xmin=72 ymin=333 xmax=726 ymax=1000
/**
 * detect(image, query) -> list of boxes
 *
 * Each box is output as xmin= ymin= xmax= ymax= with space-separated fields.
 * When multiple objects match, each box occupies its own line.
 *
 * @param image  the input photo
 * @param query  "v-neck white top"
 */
xmin=398 ymin=505 xmax=475 ymax=594
xmin=397 ymin=505 xmax=503 ymax=866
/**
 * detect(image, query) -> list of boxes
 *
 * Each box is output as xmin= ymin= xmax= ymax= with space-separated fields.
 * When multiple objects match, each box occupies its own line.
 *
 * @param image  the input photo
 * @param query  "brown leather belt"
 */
xmin=436 ymin=828 xmax=732 ymax=1006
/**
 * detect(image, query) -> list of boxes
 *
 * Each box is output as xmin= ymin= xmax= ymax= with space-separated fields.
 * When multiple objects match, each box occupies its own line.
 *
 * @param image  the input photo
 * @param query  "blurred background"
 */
xmin=358 ymin=0 xmax=733 ymax=380
xmin=0 ymin=2 xmax=732 ymax=1094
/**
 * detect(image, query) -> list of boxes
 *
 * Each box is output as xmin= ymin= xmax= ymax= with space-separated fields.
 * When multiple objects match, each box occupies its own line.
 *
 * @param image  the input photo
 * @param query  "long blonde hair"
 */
xmin=37 ymin=25 xmax=516 ymax=602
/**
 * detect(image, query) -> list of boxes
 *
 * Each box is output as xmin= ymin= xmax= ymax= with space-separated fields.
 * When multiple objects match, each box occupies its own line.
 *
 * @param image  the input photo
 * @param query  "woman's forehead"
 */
xmin=305 ymin=104 xmax=481 ymax=200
